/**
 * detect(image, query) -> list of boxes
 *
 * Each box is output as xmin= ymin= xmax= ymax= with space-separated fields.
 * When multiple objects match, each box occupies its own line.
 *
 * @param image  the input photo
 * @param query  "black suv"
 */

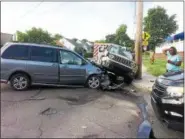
xmin=151 ymin=70 xmax=184 ymax=132
xmin=100 ymin=44 xmax=138 ymax=84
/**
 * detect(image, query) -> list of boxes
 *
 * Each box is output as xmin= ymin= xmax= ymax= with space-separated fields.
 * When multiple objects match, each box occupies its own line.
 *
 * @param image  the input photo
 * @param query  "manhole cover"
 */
xmin=40 ymin=108 xmax=57 ymax=116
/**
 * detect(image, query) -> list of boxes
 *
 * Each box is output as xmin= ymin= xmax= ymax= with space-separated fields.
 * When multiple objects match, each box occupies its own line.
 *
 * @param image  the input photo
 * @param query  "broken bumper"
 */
xmin=101 ymin=58 xmax=136 ymax=77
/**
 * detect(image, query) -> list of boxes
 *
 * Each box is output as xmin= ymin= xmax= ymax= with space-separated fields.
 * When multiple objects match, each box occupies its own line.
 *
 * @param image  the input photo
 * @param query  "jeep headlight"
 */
xmin=166 ymin=86 xmax=184 ymax=98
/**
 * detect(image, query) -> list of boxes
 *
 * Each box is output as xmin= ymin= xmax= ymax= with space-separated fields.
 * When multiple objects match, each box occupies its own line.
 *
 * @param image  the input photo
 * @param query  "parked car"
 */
xmin=100 ymin=44 xmax=138 ymax=84
xmin=0 ymin=42 xmax=104 ymax=91
xmin=151 ymin=70 xmax=184 ymax=132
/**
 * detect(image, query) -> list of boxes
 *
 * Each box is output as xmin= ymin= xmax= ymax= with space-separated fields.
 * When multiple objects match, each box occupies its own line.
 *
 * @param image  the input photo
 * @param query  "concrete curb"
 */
xmin=132 ymin=81 xmax=153 ymax=93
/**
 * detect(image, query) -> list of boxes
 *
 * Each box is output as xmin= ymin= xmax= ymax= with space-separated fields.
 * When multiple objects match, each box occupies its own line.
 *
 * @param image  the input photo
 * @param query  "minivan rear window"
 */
xmin=30 ymin=46 xmax=57 ymax=63
xmin=1 ymin=44 xmax=29 ymax=60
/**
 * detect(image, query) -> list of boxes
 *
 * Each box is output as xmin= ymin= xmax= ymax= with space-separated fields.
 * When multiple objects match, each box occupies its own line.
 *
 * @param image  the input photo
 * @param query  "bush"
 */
xmin=84 ymin=53 xmax=93 ymax=58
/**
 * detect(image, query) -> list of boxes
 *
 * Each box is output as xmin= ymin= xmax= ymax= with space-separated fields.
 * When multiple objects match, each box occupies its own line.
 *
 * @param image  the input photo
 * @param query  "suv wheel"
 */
xmin=124 ymin=75 xmax=133 ymax=84
xmin=10 ymin=73 xmax=30 ymax=91
xmin=87 ymin=75 xmax=101 ymax=89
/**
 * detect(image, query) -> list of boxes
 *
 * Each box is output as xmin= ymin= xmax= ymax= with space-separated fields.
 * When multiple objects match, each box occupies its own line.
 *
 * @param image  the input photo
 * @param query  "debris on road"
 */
xmin=40 ymin=108 xmax=57 ymax=116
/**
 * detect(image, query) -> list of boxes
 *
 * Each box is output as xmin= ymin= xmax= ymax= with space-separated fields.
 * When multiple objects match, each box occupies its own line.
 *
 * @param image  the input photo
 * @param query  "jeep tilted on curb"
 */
xmin=93 ymin=43 xmax=138 ymax=84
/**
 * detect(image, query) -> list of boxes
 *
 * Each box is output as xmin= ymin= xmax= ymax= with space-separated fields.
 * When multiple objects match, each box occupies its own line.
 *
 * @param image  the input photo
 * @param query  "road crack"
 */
xmin=1 ymin=89 xmax=45 ymax=103
xmin=38 ymin=120 xmax=43 ymax=138
xmin=40 ymin=107 xmax=57 ymax=116
xmin=88 ymin=120 xmax=124 ymax=137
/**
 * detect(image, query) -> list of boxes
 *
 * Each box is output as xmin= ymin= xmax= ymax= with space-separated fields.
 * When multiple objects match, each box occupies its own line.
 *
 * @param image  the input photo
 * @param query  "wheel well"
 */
xmin=86 ymin=74 xmax=100 ymax=84
xmin=8 ymin=71 xmax=32 ymax=82
xmin=88 ymin=74 xmax=100 ymax=79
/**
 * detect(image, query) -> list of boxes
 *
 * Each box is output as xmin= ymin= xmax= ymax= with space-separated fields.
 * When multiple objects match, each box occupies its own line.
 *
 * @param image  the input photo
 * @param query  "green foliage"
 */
xmin=143 ymin=51 xmax=150 ymax=56
xmin=105 ymin=34 xmax=116 ymax=43
xmin=84 ymin=53 xmax=93 ymax=58
xmin=143 ymin=55 xmax=167 ymax=76
xmin=53 ymin=34 xmax=63 ymax=40
xmin=94 ymin=40 xmax=106 ymax=43
xmin=105 ymin=24 xmax=134 ymax=48
xmin=16 ymin=27 xmax=63 ymax=45
xmin=143 ymin=55 xmax=184 ymax=76
xmin=143 ymin=6 xmax=178 ymax=50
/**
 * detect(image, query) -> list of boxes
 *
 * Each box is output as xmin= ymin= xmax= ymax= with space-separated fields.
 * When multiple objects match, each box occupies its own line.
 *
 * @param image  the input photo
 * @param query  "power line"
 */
xmin=20 ymin=0 xmax=45 ymax=19
xmin=12 ymin=1 xmax=44 ymax=34
xmin=36 ymin=2 xmax=66 ymax=16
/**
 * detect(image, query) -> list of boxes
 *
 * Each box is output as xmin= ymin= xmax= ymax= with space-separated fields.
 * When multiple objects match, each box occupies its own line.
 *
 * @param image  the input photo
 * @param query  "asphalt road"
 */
xmin=1 ymin=84 xmax=184 ymax=138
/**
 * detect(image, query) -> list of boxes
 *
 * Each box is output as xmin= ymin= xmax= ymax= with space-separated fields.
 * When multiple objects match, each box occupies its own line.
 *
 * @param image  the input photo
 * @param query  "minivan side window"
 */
xmin=60 ymin=50 xmax=83 ymax=65
xmin=2 ymin=45 xmax=29 ymax=60
xmin=31 ymin=46 xmax=57 ymax=63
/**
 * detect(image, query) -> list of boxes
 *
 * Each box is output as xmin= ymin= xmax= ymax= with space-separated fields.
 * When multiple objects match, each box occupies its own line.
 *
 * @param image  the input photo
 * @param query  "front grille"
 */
xmin=153 ymin=82 xmax=167 ymax=97
xmin=111 ymin=55 xmax=132 ymax=67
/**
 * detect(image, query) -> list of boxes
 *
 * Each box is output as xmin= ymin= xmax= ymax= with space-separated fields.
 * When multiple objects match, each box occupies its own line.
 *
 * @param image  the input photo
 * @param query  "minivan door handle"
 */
xmin=60 ymin=64 xmax=68 ymax=68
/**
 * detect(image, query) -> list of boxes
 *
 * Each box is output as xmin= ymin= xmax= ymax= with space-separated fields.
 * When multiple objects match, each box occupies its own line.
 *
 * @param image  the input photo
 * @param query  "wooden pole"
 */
xmin=135 ymin=0 xmax=143 ymax=79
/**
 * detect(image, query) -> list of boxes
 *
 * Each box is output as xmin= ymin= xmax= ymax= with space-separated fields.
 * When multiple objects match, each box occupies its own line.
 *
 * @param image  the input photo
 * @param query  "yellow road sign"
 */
xmin=142 ymin=32 xmax=150 ymax=41
xmin=142 ymin=40 xmax=148 ymax=46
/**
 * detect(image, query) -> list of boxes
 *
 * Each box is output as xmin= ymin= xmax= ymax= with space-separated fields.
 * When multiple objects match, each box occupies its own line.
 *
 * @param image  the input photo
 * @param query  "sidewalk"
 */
xmin=132 ymin=64 xmax=156 ymax=93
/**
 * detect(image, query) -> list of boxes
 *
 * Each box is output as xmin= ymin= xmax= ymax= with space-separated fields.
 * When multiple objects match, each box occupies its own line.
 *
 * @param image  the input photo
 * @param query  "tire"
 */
xmin=10 ymin=73 xmax=30 ymax=91
xmin=87 ymin=75 xmax=101 ymax=89
xmin=124 ymin=75 xmax=133 ymax=84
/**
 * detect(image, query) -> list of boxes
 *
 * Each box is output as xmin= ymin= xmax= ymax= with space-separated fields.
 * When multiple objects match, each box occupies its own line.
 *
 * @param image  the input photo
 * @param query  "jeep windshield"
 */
xmin=108 ymin=45 xmax=133 ymax=60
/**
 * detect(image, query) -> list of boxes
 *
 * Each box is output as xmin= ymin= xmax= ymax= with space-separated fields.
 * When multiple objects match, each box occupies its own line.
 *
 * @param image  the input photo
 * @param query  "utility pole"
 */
xmin=135 ymin=0 xmax=143 ymax=79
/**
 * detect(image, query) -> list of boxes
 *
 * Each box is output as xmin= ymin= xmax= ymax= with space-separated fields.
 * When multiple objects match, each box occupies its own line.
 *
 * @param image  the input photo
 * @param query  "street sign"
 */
xmin=142 ymin=32 xmax=150 ymax=41
xmin=142 ymin=40 xmax=148 ymax=46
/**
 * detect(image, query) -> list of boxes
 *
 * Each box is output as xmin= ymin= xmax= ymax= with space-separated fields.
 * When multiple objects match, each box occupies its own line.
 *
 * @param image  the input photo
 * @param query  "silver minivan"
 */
xmin=0 ymin=42 xmax=103 ymax=90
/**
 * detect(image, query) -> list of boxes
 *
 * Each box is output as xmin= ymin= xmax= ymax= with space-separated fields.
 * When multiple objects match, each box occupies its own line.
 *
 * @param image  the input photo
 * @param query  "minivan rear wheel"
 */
xmin=10 ymin=73 xmax=30 ymax=91
xmin=87 ymin=75 xmax=101 ymax=89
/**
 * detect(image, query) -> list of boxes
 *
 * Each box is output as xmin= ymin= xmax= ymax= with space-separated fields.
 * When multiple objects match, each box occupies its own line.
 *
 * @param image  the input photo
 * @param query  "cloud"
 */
xmin=1 ymin=2 xmax=183 ymax=41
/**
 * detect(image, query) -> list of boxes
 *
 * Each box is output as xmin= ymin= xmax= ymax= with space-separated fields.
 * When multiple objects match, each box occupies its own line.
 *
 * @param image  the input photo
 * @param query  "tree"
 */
xmin=16 ymin=27 xmax=62 ymax=45
xmin=94 ymin=40 xmax=106 ymax=43
xmin=105 ymin=34 xmax=116 ymax=43
xmin=53 ymin=33 xmax=63 ymax=40
xmin=104 ymin=24 xmax=134 ymax=48
xmin=143 ymin=6 xmax=178 ymax=50
xmin=82 ymin=39 xmax=88 ymax=42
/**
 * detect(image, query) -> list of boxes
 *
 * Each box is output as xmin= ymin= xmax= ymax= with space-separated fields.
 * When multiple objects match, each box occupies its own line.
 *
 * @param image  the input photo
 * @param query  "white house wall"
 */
xmin=60 ymin=38 xmax=75 ymax=51
xmin=155 ymin=40 xmax=184 ymax=54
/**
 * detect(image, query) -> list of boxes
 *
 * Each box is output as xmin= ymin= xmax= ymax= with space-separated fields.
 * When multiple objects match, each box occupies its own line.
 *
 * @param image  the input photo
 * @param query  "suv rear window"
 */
xmin=30 ymin=46 xmax=57 ymax=62
xmin=1 ymin=44 xmax=29 ymax=60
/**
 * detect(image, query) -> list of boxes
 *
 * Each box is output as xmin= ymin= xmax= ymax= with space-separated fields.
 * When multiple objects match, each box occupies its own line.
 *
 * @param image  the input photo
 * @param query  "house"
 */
xmin=59 ymin=38 xmax=93 ymax=53
xmin=1 ymin=33 xmax=13 ymax=47
xmin=81 ymin=40 xmax=93 ymax=53
xmin=155 ymin=32 xmax=184 ymax=61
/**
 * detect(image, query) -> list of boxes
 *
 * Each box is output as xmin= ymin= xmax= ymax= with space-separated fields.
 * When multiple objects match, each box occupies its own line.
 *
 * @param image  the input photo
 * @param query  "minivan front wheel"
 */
xmin=87 ymin=75 xmax=101 ymax=89
xmin=10 ymin=73 xmax=30 ymax=91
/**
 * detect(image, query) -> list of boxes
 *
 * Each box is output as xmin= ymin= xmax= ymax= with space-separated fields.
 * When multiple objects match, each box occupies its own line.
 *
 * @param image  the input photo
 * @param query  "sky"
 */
xmin=1 ymin=1 xmax=183 ymax=41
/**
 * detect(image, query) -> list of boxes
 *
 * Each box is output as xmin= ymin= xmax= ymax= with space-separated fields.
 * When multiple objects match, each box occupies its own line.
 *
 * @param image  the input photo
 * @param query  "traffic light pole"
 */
xmin=135 ymin=0 xmax=143 ymax=79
